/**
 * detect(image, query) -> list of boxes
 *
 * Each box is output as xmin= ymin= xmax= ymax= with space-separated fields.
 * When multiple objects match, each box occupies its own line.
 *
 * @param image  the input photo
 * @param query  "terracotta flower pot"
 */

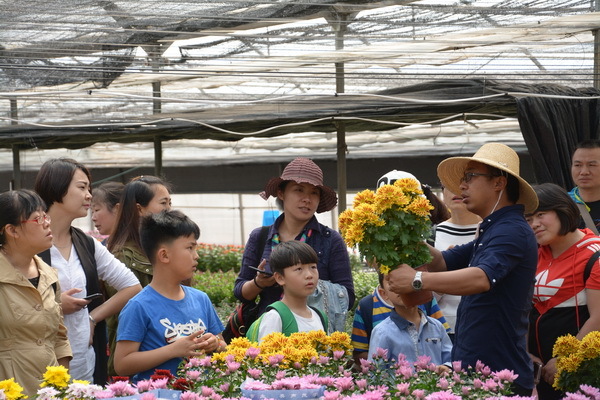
xmin=399 ymin=265 xmax=433 ymax=307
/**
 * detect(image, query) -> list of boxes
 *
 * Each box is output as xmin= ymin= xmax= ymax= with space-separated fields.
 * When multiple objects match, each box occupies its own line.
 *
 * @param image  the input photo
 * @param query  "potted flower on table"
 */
xmin=339 ymin=177 xmax=433 ymax=306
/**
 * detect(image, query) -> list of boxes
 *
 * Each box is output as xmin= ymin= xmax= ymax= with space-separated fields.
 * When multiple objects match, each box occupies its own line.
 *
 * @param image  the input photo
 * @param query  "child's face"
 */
xmin=163 ymin=233 xmax=199 ymax=280
xmin=274 ymin=262 xmax=319 ymax=298
xmin=381 ymin=276 xmax=406 ymax=309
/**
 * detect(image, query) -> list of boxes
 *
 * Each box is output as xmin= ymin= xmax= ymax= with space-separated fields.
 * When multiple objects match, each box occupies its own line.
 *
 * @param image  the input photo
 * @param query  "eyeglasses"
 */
xmin=460 ymin=172 xmax=494 ymax=184
xmin=21 ymin=214 xmax=51 ymax=225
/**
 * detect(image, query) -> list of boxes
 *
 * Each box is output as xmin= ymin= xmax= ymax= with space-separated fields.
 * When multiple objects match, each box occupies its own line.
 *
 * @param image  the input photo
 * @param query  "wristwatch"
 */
xmin=412 ymin=271 xmax=423 ymax=291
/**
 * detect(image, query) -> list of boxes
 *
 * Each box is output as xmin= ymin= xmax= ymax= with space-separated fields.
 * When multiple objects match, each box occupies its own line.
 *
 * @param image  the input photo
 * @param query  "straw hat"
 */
xmin=260 ymin=157 xmax=338 ymax=213
xmin=437 ymin=143 xmax=538 ymax=214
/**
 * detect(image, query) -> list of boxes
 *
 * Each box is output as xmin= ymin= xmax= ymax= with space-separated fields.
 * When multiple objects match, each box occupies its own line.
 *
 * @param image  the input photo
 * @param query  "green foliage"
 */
xmin=192 ymin=269 xmax=238 ymax=305
xmin=363 ymin=209 xmax=432 ymax=269
xmin=196 ymin=243 xmax=244 ymax=273
xmin=352 ymin=268 xmax=379 ymax=309
xmin=349 ymin=251 xmax=366 ymax=271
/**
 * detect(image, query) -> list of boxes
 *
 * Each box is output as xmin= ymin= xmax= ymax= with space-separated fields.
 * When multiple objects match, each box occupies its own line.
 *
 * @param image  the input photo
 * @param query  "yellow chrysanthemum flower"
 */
xmin=406 ymin=196 xmax=434 ymax=218
xmin=353 ymin=189 xmax=376 ymax=208
xmin=379 ymin=264 xmax=390 ymax=274
xmin=341 ymin=176 xmax=432 ymax=271
xmin=374 ymin=185 xmax=405 ymax=213
xmin=578 ymin=331 xmax=600 ymax=359
xmin=0 ymin=378 xmax=27 ymax=400
xmin=352 ymin=203 xmax=384 ymax=227
xmin=553 ymin=334 xmax=580 ymax=358
xmin=41 ymin=365 xmax=70 ymax=389
xmin=229 ymin=336 xmax=253 ymax=349
xmin=393 ymin=178 xmax=422 ymax=194
xmin=556 ymin=353 xmax=583 ymax=373
xmin=338 ymin=209 xmax=354 ymax=233
xmin=343 ymin=225 xmax=365 ymax=248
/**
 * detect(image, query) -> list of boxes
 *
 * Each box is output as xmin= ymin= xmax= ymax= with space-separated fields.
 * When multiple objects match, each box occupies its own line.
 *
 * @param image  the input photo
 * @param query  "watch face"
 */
xmin=412 ymin=272 xmax=423 ymax=290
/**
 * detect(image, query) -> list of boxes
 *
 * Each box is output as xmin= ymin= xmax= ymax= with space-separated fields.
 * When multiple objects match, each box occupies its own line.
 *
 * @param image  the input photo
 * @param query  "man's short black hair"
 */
xmin=575 ymin=140 xmax=600 ymax=153
xmin=140 ymin=210 xmax=200 ymax=265
xmin=270 ymin=240 xmax=318 ymax=275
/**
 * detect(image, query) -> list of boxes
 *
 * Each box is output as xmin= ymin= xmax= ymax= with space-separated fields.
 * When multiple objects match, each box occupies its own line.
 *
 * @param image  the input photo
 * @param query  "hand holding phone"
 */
xmin=248 ymin=265 xmax=273 ymax=276
xmin=83 ymin=293 xmax=103 ymax=301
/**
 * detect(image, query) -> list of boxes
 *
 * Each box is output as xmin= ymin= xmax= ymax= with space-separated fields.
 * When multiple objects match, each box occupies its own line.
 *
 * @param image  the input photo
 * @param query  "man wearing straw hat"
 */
xmin=387 ymin=143 xmax=538 ymax=396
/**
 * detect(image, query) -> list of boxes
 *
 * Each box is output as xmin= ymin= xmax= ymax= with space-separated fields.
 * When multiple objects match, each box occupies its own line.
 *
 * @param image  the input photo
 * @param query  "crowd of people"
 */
xmin=0 ymin=142 xmax=599 ymax=400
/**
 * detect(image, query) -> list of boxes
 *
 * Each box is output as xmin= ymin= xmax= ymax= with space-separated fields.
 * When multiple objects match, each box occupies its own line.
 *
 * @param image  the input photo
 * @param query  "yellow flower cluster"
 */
xmin=212 ymin=330 xmax=352 ymax=369
xmin=339 ymin=178 xmax=433 ymax=272
xmin=0 ymin=378 xmax=26 ymax=400
xmin=40 ymin=365 xmax=70 ymax=389
xmin=553 ymin=331 xmax=600 ymax=391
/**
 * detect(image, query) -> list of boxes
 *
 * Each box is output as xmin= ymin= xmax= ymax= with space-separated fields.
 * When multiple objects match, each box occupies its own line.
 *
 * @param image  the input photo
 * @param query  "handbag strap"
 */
xmin=576 ymin=203 xmax=600 ymax=235
xmin=584 ymin=250 xmax=600 ymax=284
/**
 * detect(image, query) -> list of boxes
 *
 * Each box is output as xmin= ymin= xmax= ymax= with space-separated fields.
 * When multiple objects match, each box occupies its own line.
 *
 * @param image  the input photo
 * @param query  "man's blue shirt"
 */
xmin=442 ymin=204 xmax=537 ymax=389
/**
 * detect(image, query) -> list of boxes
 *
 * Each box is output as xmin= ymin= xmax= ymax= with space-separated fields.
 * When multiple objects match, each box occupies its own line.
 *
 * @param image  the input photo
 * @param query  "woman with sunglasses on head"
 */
xmin=0 ymin=189 xmax=72 ymax=397
xmin=526 ymin=183 xmax=600 ymax=400
xmin=35 ymin=158 xmax=142 ymax=384
xmin=105 ymin=175 xmax=172 ymax=376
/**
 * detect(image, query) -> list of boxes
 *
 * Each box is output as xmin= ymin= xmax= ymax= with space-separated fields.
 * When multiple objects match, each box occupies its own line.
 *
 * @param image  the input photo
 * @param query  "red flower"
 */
xmin=150 ymin=369 xmax=174 ymax=381
xmin=171 ymin=378 xmax=193 ymax=391
xmin=109 ymin=376 xmax=130 ymax=383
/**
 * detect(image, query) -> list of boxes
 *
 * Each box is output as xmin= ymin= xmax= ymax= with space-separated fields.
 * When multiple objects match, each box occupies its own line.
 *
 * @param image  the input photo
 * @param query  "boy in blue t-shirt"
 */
xmin=114 ymin=210 xmax=224 ymax=381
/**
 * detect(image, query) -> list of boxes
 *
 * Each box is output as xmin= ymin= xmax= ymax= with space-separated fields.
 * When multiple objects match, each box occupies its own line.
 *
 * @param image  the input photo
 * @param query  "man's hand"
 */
xmin=386 ymin=264 xmax=416 ymax=294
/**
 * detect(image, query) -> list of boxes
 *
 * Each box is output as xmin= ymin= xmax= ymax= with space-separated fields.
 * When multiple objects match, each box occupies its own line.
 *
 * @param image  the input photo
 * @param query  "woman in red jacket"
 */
xmin=526 ymin=183 xmax=600 ymax=400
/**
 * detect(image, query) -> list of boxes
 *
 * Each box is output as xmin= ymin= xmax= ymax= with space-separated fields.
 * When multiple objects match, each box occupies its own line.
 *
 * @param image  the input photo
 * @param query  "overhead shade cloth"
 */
xmin=515 ymin=85 xmax=600 ymax=189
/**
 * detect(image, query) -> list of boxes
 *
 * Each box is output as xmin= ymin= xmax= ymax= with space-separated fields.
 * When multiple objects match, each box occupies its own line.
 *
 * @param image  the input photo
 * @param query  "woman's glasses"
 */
xmin=21 ymin=214 xmax=51 ymax=225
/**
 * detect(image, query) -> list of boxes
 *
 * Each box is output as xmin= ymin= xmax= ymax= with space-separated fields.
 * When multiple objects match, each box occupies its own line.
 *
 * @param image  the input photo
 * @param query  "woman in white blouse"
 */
xmin=35 ymin=158 xmax=141 ymax=384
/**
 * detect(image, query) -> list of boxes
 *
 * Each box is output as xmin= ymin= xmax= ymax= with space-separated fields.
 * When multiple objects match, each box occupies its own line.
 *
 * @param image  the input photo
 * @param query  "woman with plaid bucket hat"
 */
xmin=232 ymin=157 xmax=355 ymax=334
xmin=385 ymin=143 xmax=539 ymax=396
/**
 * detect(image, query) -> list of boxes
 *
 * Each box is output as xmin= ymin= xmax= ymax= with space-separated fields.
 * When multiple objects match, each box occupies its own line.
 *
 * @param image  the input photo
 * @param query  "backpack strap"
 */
xmin=269 ymin=301 xmax=298 ymax=336
xmin=577 ymin=203 xmax=600 ymax=235
xmin=584 ymin=250 xmax=600 ymax=284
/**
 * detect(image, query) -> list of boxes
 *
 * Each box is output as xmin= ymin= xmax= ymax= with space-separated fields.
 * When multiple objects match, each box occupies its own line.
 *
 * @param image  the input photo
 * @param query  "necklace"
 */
xmin=53 ymin=242 xmax=72 ymax=249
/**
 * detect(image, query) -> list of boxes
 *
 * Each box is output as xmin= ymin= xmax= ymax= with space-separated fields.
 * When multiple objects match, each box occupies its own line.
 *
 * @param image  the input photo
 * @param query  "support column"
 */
xmin=325 ymin=11 xmax=356 ymax=213
xmin=148 ymin=45 xmax=164 ymax=176
xmin=594 ymin=0 xmax=600 ymax=89
xmin=10 ymin=98 xmax=21 ymax=190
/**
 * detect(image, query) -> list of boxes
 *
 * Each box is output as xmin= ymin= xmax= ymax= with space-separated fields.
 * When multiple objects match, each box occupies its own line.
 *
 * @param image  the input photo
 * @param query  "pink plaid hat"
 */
xmin=260 ymin=157 xmax=338 ymax=213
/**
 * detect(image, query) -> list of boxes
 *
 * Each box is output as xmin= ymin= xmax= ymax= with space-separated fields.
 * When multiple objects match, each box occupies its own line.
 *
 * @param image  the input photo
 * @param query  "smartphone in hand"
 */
xmin=83 ymin=293 xmax=103 ymax=301
xmin=247 ymin=265 xmax=273 ymax=276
